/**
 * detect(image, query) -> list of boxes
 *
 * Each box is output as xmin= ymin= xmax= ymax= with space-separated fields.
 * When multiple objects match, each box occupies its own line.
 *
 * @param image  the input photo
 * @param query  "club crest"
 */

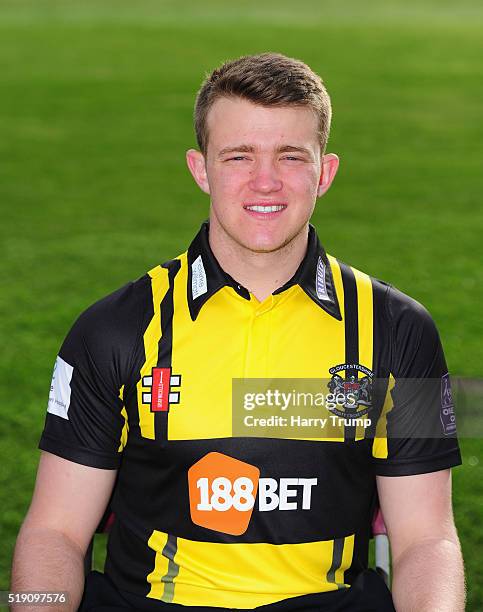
xmin=327 ymin=363 xmax=373 ymax=418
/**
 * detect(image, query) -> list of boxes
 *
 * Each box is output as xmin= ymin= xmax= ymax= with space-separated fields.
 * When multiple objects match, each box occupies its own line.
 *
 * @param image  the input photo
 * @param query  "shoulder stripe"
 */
xmin=137 ymin=267 xmax=171 ymax=440
xmin=326 ymin=255 xmax=344 ymax=316
xmin=338 ymin=261 xmax=359 ymax=442
xmin=372 ymin=374 xmax=395 ymax=459
xmin=154 ymin=259 xmax=182 ymax=440
xmin=118 ymin=385 xmax=129 ymax=452
xmin=352 ymin=267 xmax=374 ymax=441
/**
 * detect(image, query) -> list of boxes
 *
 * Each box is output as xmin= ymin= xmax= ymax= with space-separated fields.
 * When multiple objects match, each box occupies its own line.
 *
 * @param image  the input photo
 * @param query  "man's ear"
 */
xmin=186 ymin=149 xmax=210 ymax=195
xmin=317 ymin=153 xmax=339 ymax=197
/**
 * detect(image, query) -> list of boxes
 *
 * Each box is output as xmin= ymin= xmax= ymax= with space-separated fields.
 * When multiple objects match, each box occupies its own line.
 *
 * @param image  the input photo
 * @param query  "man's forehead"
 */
xmin=206 ymin=97 xmax=319 ymax=151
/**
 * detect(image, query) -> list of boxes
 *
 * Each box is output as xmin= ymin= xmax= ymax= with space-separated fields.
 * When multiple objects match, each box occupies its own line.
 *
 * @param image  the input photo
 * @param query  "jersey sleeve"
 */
xmin=39 ymin=281 xmax=143 ymax=469
xmin=373 ymin=286 xmax=462 ymax=476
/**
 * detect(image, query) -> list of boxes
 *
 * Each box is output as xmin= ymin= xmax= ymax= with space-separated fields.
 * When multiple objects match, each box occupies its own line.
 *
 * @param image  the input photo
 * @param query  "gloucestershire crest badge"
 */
xmin=327 ymin=363 xmax=373 ymax=418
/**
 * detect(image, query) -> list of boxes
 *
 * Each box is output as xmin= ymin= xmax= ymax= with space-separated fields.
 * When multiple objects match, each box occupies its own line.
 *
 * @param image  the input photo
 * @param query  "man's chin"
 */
xmin=238 ymin=233 xmax=298 ymax=254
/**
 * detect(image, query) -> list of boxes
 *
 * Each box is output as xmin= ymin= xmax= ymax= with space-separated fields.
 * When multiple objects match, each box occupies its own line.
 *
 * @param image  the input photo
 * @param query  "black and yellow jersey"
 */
xmin=39 ymin=222 xmax=461 ymax=609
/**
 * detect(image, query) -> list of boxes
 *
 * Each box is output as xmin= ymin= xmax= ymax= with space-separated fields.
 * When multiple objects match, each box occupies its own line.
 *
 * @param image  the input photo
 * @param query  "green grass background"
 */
xmin=1 ymin=0 xmax=482 ymax=607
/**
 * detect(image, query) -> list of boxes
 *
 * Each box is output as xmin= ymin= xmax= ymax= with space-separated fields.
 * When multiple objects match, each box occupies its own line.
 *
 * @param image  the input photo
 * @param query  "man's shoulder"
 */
xmin=65 ymin=261 xmax=178 ymax=346
xmin=330 ymin=255 xmax=438 ymax=333
xmin=67 ymin=247 xmax=191 ymax=342
xmin=328 ymin=255 xmax=391 ymax=297
xmin=78 ymin=255 xmax=186 ymax=321
xmin=78 ymin=273 xmax=151 ymax=327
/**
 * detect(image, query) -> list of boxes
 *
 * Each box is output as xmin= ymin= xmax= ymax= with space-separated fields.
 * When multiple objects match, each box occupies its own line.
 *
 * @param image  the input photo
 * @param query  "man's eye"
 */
xmin=227 ymin=156 xmax=248 ymax=161
xmin=282 ymin=156 xmax=302 ymax=161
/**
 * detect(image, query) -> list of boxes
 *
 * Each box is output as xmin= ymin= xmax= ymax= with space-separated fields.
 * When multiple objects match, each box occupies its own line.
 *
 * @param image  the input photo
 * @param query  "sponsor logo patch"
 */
xmin=315 ymin=256 xmax=330 ymax=301
xmin=327 ymin=363 xmax=373 ymax=418
xmin=191 ymin=255 xmax=208 ymax=300
xmin=440 ymin=373 xmax=457 ymax=435
xmin=142 ymin=367 xmax=181 ymax=412
xmin=47 ymin=355 xmax=74 ymax=420
xmin=188 ymin=452 xmax=318 ymax=535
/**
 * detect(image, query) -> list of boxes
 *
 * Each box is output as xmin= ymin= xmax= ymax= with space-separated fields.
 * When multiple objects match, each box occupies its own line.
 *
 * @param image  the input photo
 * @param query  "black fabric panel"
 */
xmin=39 ymin=435 xmax=121 ymax=469
xmin=158 ymin=260 xmax=181 ymax=366
xmin=374 ymin=447 xmax=462 ymax=476
xmin=373 ymin=284 xmax=461 ymax=474
xmin=364 ymin=279 xmax=392 ymax=442
xmin=114 ymin=437 xmax=375 ymax=545
xmin=344 ymin=525 xmax=372 ymax=587
xmin=82 ymin=568 xmax=395 ymax=611
xmin=38 ymin=276 xmax=153 ymax=469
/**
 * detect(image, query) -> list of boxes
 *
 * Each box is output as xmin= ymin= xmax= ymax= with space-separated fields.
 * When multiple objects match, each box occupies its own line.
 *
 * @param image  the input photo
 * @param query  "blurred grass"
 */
xmin=0 ymin=0 xmax=482 ymax=608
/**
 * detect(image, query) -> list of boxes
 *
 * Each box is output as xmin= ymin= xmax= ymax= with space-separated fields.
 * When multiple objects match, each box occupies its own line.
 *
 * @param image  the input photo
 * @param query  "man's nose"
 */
xmin=248 ymin=160 xmax=283 ymax=194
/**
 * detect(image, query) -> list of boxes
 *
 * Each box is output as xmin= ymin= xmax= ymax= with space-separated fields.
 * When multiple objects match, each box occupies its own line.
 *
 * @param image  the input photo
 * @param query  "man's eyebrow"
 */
xmin=217 ymin=144 xmax=314 ymax=157
xmin=217 ymin=144 xmax=255 ymax=156
xmin=277 ymin=145 xmax=313 ymax=157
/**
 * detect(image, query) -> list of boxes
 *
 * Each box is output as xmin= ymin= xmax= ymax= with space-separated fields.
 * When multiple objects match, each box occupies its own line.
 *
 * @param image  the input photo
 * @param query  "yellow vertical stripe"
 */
xmin=372 ymin=374 xmax=395 ymax=459
xmin=352 ymin=267 xmax=374 ymax=440
xmin=327 ymin=255 xmax=344 ymax=318
xmin=118 ymin=384 xmax=129 ymax=452
xmin=146 ymin=530 xmax=170 ymax=600
xmin=318 ymin=256 xmax=345 ymax=443
xmin=137 ymin=266 xmax=169 ymax=439
xmin=334 ymin=534 xmax=355 ymax=586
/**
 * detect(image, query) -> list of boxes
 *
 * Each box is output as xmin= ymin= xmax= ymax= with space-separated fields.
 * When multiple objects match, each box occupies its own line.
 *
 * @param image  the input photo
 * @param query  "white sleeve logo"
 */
xmin=47 ymin=356 xmax=74 ymax=420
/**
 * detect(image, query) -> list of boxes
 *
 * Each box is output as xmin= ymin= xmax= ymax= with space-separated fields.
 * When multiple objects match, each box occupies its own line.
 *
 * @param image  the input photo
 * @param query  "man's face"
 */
xmin=187 ymin=97 xmax=337 ymax=253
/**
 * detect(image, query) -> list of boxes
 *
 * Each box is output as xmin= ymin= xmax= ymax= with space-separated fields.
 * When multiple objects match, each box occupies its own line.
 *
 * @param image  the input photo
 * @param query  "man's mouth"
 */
xmin=243 ymin=204 xmax=287 ymax=214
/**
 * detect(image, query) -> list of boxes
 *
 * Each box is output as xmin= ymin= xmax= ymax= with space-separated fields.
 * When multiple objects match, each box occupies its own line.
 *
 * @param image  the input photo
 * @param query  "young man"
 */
xmin=12 ymin=53 xmax=464 ymax=611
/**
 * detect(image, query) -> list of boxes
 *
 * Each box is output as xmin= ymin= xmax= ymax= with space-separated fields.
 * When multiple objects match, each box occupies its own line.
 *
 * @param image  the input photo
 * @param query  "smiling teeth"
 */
xmin=246 ymin=205 xmax=285 ymax=213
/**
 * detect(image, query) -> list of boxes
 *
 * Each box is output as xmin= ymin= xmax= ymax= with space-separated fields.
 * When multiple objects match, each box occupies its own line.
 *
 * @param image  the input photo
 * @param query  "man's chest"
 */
xmin=112 ymin=271 xmax=384 ymax=547
xmin=127 ymin=285 xmax=382 ymax=443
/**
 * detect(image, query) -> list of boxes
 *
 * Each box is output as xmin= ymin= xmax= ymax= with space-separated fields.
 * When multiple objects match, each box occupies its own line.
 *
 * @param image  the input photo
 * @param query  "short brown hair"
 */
xmin=194 ymin=52 xmax=332 ymax=155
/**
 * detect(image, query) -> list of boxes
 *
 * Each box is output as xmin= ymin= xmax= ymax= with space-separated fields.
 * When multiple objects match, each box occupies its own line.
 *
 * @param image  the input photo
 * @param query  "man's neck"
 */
xmin=208 ymin=223 xmax=309 ymax=303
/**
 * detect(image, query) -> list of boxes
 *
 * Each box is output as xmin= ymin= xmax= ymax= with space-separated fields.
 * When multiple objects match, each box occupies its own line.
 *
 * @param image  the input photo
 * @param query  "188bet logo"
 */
xmin=188 ymin=452 xmax=317 ymax=535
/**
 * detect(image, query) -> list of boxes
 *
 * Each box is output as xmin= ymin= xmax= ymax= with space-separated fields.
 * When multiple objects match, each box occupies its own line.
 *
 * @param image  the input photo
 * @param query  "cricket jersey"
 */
xmin=39 ymin=221 xmax=461 ymax=609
